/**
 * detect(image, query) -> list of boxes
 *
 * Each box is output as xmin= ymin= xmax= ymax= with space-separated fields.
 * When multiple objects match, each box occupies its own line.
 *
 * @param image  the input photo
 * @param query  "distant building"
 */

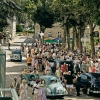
xmin=44 ymin=26 xmax=64 ymax=39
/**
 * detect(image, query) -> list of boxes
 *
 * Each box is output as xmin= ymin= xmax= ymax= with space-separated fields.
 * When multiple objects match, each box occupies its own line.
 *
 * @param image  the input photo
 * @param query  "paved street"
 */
xmin=4 ymin=36 xmax=100 ymax=100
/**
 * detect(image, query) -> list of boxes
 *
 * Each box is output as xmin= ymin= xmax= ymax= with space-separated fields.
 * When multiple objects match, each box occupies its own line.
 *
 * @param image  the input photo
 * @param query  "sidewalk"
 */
xmin=9 ymin=36 xmax=26 ymax=44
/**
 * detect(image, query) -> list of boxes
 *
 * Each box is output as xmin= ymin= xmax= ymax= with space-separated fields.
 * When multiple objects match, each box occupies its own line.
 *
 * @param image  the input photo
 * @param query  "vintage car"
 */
xmin=20 ymin=73 xmax=39 ymax=86
xmin=40 ymin=75 xmax=68 ymax=97
xmin=79 ymin=73 xmax=100 ymax=95
xmin=54 ymin=59 xmax=74 ymax=74
xmin=10 ymin=49 xmax=22 ymax=61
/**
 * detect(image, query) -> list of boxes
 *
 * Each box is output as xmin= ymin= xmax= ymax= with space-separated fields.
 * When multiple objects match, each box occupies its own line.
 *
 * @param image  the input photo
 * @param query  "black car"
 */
xmin=54 ymin=59 xmax=74 ymax=74
xmin=80 ymin=73 xmax=100 ymax=95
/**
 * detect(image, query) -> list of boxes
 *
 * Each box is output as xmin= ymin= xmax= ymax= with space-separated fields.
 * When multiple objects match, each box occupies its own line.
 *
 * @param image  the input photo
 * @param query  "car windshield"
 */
xmin=92 ymin=73 xmax=100 ymax=81
xmin=12 ymin=50 xmax=21 ymax=54
xmin=48 ymin=77 xmax=61 ymax=85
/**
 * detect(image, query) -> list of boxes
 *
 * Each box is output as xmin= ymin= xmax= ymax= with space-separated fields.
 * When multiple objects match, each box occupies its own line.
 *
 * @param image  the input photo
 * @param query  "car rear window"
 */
xmin=12 ymin=50 xmax=21 ymax=54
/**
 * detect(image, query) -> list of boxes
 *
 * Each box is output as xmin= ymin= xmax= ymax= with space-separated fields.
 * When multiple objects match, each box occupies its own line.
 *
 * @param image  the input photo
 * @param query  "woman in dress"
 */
xmin=19 ymin=79 xmax=28 ymax=100
xmin=34 ymin=58 xmax=39 ymax=70
xmin=38 ymin=84 xmax=47 ymax=100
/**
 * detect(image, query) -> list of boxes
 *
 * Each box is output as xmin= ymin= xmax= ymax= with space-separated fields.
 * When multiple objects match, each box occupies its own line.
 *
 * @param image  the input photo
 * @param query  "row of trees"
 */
xmin=24 ymin=0 xmax=100 ymax=56
xmin=0 ymin=0 xmax=100 ymax=56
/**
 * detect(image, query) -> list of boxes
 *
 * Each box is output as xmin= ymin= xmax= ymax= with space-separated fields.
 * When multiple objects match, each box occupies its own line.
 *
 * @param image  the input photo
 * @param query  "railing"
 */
xmin=0 ymin=88 xmax=19 ymax=100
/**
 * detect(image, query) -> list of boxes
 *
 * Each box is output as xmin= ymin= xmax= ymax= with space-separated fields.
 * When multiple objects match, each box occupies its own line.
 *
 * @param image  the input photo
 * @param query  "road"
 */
xmin=4 ymin=36 xmax=100 ymax=100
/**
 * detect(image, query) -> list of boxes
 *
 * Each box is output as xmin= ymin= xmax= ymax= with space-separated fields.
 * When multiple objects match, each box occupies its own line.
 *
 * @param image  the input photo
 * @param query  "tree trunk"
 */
xmin=72 ymin=26 xmax=76 ymax=50
xmin=89 ymin=23 xmax=95 ymax=57
xmin=66 ymin=27 xmax=70 ymax=49
xmin=62 ymin=16 xmax=67 ymax=48
xmin=79 ymin=27 xmax=82 ymax=53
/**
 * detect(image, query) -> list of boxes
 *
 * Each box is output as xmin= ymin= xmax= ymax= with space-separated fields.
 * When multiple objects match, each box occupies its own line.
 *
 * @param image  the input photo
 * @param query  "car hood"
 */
xmin=48 ymin=82 xmax=64 ymax=90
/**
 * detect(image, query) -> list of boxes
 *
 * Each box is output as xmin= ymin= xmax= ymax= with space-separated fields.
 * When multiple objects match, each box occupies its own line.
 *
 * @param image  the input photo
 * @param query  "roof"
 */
xmin=41 ymin=75 xmax=57 ymax=79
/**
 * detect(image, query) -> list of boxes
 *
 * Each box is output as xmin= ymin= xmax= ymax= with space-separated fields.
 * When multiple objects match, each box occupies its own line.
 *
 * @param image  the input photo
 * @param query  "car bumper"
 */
xmin=90 ymin=90 xmax=100 ymax=93
xmin=47 ymin=93 xmax=68 ymax=97
xmin=10 ymin=57 xmax=21 ymax=60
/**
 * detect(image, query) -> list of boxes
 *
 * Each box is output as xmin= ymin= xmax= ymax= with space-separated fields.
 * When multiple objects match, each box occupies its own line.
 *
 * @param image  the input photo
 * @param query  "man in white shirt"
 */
xmin=33 ymin=80 xmax=40 ymax=100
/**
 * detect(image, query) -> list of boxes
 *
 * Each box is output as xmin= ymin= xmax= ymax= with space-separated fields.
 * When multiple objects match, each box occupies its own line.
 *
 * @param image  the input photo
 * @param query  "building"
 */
xmin=44 ymin=26 xmax=64 ymax=39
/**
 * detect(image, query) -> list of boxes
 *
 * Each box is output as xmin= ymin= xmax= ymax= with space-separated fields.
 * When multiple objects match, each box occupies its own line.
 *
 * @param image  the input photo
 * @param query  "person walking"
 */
xmin=38 ymin=84 xmax=47 ymax=100
xmin=11 ymin=77 xmax=20 ymax=96
xmin=27 ymin=55 xmax=32 ymax=68
xmin=8 ymin=42 xmax=10 ymax=50
xmin=61 ymin=63 xmax=68 ymax=73
xmin=75 ymin=72 xmax=81 ymax=96
xmin=19 ymin=79 xmax=28 ymax=100
xmin=65 ymin=71 xmax=74 ymax=96
xmin=33 ymin=80 xmax=40 ymax=100
xmin=55 ymin=67 xmax=61 ymax=78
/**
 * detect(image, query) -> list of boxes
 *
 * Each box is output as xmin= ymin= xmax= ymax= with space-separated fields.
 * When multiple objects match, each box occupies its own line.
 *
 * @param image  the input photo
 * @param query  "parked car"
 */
xmin=40 ymin=75 xmax=68 ymax=97
xmin=54 ymin=59 xmax=74 ymax=74
xmin=20 ymin=73 xmax=39 ymax=86
xmin=10 ymin=49 xmax=22 ymax=62
xmin=79 ymin=73 xmax=100 ymax=95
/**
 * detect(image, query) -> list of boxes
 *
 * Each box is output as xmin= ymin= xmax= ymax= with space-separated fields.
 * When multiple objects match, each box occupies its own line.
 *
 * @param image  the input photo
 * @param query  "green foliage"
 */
xmin=16 ymin=24 xmax=23 ymax=32
xmin=33 ymin=6 xmax=55 ymax=28
xmin=0 ymin=0 xmax=21 ymax=31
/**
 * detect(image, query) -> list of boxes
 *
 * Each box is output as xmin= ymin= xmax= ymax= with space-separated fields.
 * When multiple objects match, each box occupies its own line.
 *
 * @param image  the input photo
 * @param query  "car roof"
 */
xmin=12 ymin=49 xmax=21 ymax=52
xmin=41 ymin=75 xmax=57 ymax=79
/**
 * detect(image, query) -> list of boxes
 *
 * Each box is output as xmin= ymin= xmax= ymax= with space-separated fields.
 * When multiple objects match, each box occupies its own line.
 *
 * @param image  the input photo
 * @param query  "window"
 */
xmin=80 ymin=74 xmax=87 ymax=80
xmin=48 ymin=32 xmax=52 ymax=37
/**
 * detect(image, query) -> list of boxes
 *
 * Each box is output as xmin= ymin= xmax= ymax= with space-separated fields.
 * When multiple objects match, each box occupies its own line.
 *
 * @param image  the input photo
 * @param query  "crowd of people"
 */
xmin=11 ymin=39 xmax=100 ymax=100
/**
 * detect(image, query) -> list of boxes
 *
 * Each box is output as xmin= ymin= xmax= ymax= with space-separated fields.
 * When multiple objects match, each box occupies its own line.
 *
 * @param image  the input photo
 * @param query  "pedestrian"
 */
xmin=11 ymin=77 xmax=20 ymax=96
xmin=61 ymin=63 xmax=68 ymax=73
xmin=8 ymin=42 xmax=10 ymax=50
xmin=80 ymin=61 xmax=87 ymax=73
xmin=19 ymin=79 xmax=28 ymax=100
xmin=33 ymin=80 xmax=40 ymax=100
xmin=55 ymin=67 xmax=61 ymax=78
xmin=75 ymin=72 xmax=81 ymax=96
xmin=27 ymin=55 xmax=32 ymax=68
xmin=65 ymin=71 xmax=74 ymax=96
xmin=34 ymin=58 xmax=39 ymax=70
xmin=91 ymin=64 xmax=96 ymax=73
xmin=38 ymin=84 xmax=47 ymax=100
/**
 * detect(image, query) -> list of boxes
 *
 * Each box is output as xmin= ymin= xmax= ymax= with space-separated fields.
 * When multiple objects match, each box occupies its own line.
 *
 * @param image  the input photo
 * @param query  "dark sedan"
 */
xmin=54 ymin=59 xmax=74 ymax=74
xmin=80 ymin=73 xmax=100 ymax=95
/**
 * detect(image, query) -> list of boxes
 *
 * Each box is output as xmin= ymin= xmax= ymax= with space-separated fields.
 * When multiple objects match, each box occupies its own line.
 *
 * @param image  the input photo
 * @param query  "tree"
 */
xmin=78 ymin=0 xmax=100 ymax=56
xmin=25 ymin=0 xmax=55 ymax=30
xmin=51 ymin=0 xmax=80 ymax=49
xmin=0 ymin=0 xmax=21 ymax=31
